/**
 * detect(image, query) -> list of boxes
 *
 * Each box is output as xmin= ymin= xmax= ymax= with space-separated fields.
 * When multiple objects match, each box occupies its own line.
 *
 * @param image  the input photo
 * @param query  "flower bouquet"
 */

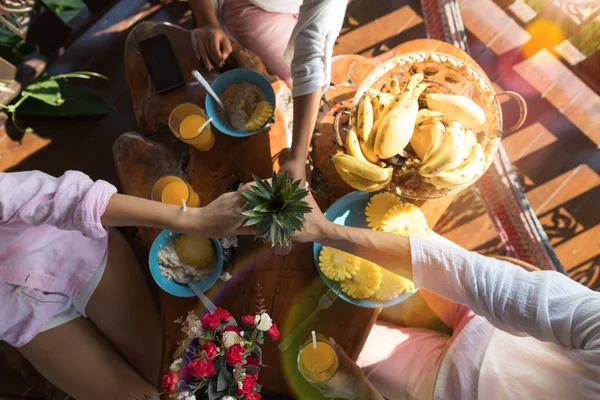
xmin=163 ymin=302 xmax=280 ymax=400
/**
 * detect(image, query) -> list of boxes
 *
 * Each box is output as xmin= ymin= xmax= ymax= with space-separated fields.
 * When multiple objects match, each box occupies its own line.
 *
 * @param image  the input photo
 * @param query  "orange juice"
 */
xmin=151 ymin=176 xmax=201 ymax=207
xmin=169 ymin=103 xmax=215 ymax=151
xmin=298 ymin=340 xmax=339 ymax=383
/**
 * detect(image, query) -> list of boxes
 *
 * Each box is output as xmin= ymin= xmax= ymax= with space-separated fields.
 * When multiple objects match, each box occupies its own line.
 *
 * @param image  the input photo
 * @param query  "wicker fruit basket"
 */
xmin=334 ymin=51 xmax=527 ymax=200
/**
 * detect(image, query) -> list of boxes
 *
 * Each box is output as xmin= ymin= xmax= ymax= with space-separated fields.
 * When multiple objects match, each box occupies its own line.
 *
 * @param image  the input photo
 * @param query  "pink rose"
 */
xmin=245 ymin=354 xmax=260 ymax=367
xmin=201 ymin=341 xmax=218 ymax=358
xmin=267 ymin=323 xmax=280 ymax=341
xmin=237 ymin=374 xmax=258 ymax=395
xmin=224 ymin=325 xmax=241 ymax=334
xmin=214 ymin=307 xmax=232 ymax=322
xmin=245 ymin=393 xmax=262 ymax=400
xmin=225 ymin=343 xmax=245 ymax=366
xmin=201 ymin=312 xmax=221 ymax=330
xmin=188 ymin=358 xmax=215 ymax=378
xmin=241 ymin=315 xmax=255 ymax=327
xmin=162 ymin=371 xmax=178 ymax=391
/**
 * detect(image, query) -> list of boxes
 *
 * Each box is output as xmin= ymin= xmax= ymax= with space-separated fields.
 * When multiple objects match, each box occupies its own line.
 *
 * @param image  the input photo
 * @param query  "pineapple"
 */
xmin=381 ymin=203 xmax=429 ymax=237
xmin=175 ymin=235 xmax=215 ymax=269
xmin=245 ymin=101 xmax=274 ymax=132
xmin=373 ymin=268 xmax=414 ymax=301
xmin=241 ymin=171 xmax=311 ymax=246
xmin=340 ymin=260 xmax=382 ymax=299
xmin=365 ymin=193 xmax=404 ymax=231
xmin=319 ymin=246 xmax=360 ymax=281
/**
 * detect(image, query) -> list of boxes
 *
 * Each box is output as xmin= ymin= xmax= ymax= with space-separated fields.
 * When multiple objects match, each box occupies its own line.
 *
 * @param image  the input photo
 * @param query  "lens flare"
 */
xmin=522 ymin=18 xmax=566 ymax=58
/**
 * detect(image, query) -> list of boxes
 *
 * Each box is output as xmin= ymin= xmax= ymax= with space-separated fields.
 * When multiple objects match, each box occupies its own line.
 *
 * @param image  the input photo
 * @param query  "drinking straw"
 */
xmin=181 ymin=199 xmax=187 ymax=212
xmin=311 ymin=330 xmax=317 ymax=350
xmin=198 ymin=117 xmax=213 ymax=133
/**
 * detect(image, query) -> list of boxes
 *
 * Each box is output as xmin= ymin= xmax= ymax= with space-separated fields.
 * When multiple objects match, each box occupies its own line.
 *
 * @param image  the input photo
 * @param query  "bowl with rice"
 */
xmin=149 ymin=230 xmax=223 ymax=297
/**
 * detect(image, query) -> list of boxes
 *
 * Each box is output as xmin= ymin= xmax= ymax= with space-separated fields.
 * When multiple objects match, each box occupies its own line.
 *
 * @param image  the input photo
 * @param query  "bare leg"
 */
xmin=19 ymin=317 xmax=159 ymax=400
xmin=86 ymin=229 xmax=162 ymax=385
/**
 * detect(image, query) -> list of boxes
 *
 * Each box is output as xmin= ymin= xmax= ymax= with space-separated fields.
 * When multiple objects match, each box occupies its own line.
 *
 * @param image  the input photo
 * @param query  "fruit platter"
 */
xmin=314 ymin=191 xmax=431 ymax=308
xmin=332 ymin=51 xmax=527 ymax=199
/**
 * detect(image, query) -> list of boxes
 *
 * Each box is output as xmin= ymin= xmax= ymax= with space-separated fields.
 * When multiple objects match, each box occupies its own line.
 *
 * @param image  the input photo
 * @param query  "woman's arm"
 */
xmin=0 ymin=171 xmax=251 ymax=239
xmin=189 ymin=0 xmax=219 ymax=27
xmin=297 ymin=197 xmax=600 ymax=351
xmin=189 ymin=0 xmax=232 ymax=71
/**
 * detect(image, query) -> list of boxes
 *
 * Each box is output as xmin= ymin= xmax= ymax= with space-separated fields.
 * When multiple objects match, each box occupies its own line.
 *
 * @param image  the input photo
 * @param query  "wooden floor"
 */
xmin=0 ymin=0 xmax=598 ymax=396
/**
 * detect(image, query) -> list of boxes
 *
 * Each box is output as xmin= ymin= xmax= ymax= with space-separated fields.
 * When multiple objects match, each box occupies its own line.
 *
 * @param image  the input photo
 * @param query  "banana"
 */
xmin=465 ymin=129 xmax=477 ymax=148
xmin=357 ymin=94 xmax=374 ymax=142
xmin=332 ymin=154 xmax=393 ymax=182
xmin=374 ymin=99 xmax=419 ymax=159
xmin=360 ymin=140 xmax=380 ymax=164
xmin=426 ymin=93 xmax=486 ymax=130
xmin=415 ymin=108 xmax=445 ymax=127
xmin=386 ymin=78 xmax=401 ymax=95
xmin=420 ymin=121 xmax=446 ymax=165
xmin=372 ymin=92 xmax=393 ymax=121
xmin=420 ymin=121 xmax=466 ymax=176
xmin=410 ymin=123 xmax=432 ymax=160
xmin=426 ymin=144 xmax=485 ymax=189
xmin=371 ymin=73 xmax=424 ymax=137
xmin=346 ymin=126 xmax=375 ymax=165
xmin=336 ymin=166 xmax=393 ymax=192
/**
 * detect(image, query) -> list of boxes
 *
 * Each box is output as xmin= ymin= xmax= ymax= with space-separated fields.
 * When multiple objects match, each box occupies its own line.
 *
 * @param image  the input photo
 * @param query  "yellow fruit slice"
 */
xmin=318 ymin=246 xmax=361 ymax=281
xmin=365 ymin=193 xmax=404 ymax=230
xmin=381 ymin=203 xmax=429 ymax=237
xmin=245 ymin=101 xmax=274 ymax=131
xmin=340 ymin=261 xmax=382 ymax=299
xmin=373 ymin=268 xmax=414 ymax=301
xmin=175 ymin=235 xmax=215 ymax=269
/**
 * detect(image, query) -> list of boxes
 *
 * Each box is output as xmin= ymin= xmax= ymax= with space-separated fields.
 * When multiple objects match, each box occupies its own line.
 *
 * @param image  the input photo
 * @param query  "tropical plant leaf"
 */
xmin=22 ymin=79 xmax=62 ymax=106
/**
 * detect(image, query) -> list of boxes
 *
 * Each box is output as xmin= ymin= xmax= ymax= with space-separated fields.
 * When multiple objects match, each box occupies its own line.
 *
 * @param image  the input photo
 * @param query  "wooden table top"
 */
xmin=114 ymin=22 xmax=483 ymax=399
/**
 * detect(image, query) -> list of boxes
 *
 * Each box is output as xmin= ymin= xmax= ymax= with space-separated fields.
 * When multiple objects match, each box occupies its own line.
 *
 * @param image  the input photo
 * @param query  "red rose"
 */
xmin=241 ymin=315 xmax=255 ymax=327
xmin=200 ymin=312 xmax=221 ymax=330
xmin=225 ymin=343 xmax=245 ymax=366
xmin=201 ymin=341 xmax=218 ymax=358
xmin=188 ymin=358 xmax=215 ymax=378
xmin=244 ymin=393 xmax=262 ymax=400
xmin=224 ymin=325 xmax=241 ymax=334
xmin=162 ymin=371 xmax=178 ymax=391
xmin=214 ymin=307 xmax=232 ymax=322
xmin=267 ymin=323 xmax=280 ymax=341
xmin=245 ymin=354 xmax=260 ymax=367
xmin=237 ymin=374 xmax=258 ymax=395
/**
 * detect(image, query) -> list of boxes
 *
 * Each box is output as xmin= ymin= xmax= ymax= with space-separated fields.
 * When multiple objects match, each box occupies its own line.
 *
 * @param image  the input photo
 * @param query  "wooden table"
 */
xmin=114 ymin=22 xmax=485 ymax=399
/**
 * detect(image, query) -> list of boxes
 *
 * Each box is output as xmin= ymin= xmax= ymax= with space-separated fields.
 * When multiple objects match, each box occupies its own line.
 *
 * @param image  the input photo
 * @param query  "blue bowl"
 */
xmin=205 ymin=68 xmax=276 ymax=137
xmin=149 ymin=230 xmax=223 ymax=297
xmin=313 ymin=191 xmax=417 ymax=308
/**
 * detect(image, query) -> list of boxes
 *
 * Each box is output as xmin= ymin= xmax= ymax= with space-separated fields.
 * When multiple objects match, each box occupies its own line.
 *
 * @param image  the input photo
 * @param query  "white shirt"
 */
xmin=411 ymin=236 xmax=600 ymax=399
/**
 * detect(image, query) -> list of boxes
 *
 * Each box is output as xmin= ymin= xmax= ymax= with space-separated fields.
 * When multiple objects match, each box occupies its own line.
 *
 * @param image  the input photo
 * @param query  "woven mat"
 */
xmin=420 ymin=0 xmax=564 ymax=272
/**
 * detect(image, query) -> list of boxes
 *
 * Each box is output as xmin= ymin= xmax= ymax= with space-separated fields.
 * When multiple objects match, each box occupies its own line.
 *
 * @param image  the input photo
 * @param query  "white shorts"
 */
xmin=41 ymin=250 xmax=108 ymax=332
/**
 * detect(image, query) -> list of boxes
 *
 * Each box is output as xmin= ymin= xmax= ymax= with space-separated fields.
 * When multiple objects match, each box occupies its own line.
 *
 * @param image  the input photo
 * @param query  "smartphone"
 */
xmin=139 ymin=34 xmax=185 ymax=94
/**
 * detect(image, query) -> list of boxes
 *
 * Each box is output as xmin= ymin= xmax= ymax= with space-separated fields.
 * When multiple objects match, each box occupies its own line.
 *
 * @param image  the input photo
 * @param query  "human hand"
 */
xmin=191 ymin=24 xmax=232 ymax=71
xmin=279 ymin=158 xmax=307 ymax=184
xmin=293 ymin=192 xmax=330 ymax=244
xmin=188 ymin=191 xmax=254 ymax=238
xmin=313 ymin=338 xmax=379 ymax=400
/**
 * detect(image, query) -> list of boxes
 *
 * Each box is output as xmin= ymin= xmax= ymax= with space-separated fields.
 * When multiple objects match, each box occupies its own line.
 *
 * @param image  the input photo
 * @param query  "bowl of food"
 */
xmin=149 ymin=230 xmax=223 ymax=297
xmin=313 ymin=191 xmax=431 ymax=308
xmin=205 ymin=68 xmax=276 ymax=137
xmin=331 ymin=51 xmax=527 ymax=199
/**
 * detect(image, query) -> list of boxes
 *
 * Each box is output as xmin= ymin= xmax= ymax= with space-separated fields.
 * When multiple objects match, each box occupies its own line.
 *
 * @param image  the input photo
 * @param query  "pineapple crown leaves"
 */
xmin=240 ymin=171 xmax=311 ymax=246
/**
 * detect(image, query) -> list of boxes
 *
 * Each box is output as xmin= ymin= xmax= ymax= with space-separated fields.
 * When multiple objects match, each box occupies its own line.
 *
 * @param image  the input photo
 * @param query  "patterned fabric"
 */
xmin=419 ymin=0 xmax=564 ymax=272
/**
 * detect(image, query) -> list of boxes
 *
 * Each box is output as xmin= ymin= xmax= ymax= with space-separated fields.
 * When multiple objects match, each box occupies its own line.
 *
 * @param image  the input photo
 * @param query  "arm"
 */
xmin=299 ymin=200 xmax=600 ymax=351
xmin=189 ymin=0 xmax=219 ymax=27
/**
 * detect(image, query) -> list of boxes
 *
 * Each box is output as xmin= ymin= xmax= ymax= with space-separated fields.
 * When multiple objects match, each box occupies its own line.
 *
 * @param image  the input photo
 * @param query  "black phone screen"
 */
xmin=139 ymin=34 xmax=185 ymax=94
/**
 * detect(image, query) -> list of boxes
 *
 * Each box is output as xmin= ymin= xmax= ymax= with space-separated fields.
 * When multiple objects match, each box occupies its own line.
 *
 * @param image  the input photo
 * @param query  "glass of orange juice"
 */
xmin=151 ymin=176 xmax=201 ymax=208
xmin=297 ymin=335 xmax=339 ymax=383
xmin=169 ymin=103 xmax=215 ymax=151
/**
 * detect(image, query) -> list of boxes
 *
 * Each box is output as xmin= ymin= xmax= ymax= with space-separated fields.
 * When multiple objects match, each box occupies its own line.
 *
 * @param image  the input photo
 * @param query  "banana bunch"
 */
xmin=332 ymin=154 xmax=393 ymax=192
xmin=414 ymin=117 xmax=485 ymax=189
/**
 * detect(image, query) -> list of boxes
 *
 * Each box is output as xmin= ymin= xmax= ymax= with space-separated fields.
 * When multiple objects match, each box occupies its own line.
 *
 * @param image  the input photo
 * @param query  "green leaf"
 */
xmin=243 ymin=217 xmax=263 ymax=226
xmin=242 ymin=210 xmax=267 ymax=219
xmin=208 ymin=377 xmax=218 ymax=400
xmin=252 ymin=343 xmax=263 ymax=365
xmin=240 ymin=190 xmax=263 ymax=205
xmin=22 ymin=79 xmax=62 ymax=106
xmin=246 ymin=365 xmax=260 ymax=375
xmin=213 ymin=357 xmax=225 ymax=371
xmin=253 ymin=177 xmax=274 ymax=198
xmin=16 ymin=82 xmax=115 ymax=117
xmin=217 ymin=366 xmax=233 ymax=392
xmin=53 ymin=71 xmax=109 ymax=81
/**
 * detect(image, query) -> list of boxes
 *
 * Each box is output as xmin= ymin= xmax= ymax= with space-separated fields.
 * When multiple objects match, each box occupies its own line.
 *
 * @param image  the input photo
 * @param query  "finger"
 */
xmin=221 ymin=37 xmax=232 ymax=61
xmin=201 ymin=50 xmax=214 ymax=72
xmin=209 ymin=35 xmax=223 ymax=66
xmin=191 ymin=32 xmax=201 ymax=60
xmin=238 ymin=182 xmax=254 ymax=192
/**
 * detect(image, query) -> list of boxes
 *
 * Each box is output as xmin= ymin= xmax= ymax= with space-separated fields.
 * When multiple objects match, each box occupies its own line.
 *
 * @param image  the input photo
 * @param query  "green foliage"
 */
xmin=568 ymin=15 xmax=600 ymax=57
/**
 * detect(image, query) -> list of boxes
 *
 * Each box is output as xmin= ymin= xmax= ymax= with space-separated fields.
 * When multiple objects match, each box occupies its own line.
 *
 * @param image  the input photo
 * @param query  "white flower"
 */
xmin=170 ymin=358 xmax=183 ymax=371
xmin=255 ymin=313 xmax=273 ymax=331
xmin=222 ymin=331 xmax=243 ymax=348
xmin=176 ymin=391 xmax=196 ymax=400
xmin=219 ymin=272 xmax=232 ymax=282
xmin=221 ymin=397 xmax=236 ymax=400
xmin=220 ymin=237 xmax=238 ymax=249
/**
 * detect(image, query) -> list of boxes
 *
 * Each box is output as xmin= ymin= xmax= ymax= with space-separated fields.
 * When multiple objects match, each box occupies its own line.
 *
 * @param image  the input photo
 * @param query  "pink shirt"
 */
xmin=0 ymin=171 xmax=116 ymax=347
